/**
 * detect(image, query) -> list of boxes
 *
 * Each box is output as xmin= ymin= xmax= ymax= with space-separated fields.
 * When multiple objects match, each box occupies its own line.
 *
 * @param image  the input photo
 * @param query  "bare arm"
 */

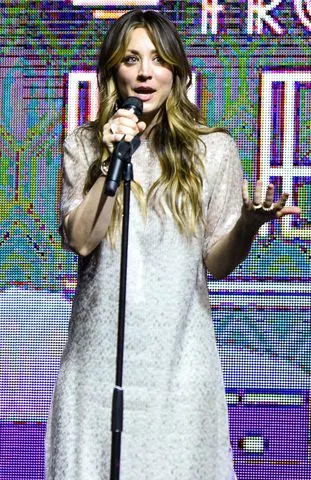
xmin=205 ymin=179 xmax=301 ymax=279
xmin=63 ymin=177 xmax=116 ymax=256
xmin=62 ymin=109 xmax=146 ymax=256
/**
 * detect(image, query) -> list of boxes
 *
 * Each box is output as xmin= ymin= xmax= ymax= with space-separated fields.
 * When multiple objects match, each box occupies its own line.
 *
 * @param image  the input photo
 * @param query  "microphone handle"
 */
xmin=104 ymin=101 xmax=143 ymax=197
xmin=104 ymin=140 xmax=132 ymax=196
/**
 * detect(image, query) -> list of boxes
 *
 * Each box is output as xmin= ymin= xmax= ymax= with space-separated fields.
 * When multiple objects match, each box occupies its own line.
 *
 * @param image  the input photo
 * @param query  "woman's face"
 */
xmin=116 ymin=27 xmax=174 ymax=124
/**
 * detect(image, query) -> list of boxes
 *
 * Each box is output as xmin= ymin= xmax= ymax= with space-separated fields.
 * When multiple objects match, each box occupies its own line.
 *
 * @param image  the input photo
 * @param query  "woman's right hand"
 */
xmin=103 ymin=108 xmax=146 ymax=153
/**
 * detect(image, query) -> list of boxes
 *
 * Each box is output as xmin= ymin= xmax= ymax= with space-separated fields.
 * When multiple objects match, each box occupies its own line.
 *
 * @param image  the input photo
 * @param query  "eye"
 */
xmin=123 ymin=55 xmax=138 ymax=64
xmin=153 ymin=55 xmax=165 ymax=64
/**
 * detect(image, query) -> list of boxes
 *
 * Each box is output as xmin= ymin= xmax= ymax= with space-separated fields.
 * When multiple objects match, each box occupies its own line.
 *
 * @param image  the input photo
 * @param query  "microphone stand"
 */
xmin=109 ymin=139 xmax=138 ymax=480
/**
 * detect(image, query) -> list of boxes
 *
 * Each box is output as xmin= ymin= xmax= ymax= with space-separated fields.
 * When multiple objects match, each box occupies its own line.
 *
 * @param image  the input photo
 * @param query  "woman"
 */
xmin=45 ymin=9 xmax=299 ymax=480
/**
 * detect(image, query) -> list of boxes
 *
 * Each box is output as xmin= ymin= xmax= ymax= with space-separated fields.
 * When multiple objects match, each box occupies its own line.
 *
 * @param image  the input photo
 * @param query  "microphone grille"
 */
xmin=122 ymin=97 xmax=143 ymax=119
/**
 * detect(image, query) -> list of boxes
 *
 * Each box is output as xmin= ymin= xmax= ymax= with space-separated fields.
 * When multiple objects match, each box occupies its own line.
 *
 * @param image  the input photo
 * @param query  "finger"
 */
xmin=124 ymin=134 xmax=133 ymax=142
xmin=109 ymin=123 xmax=139 ymax=137
xmin=275 ymin=206 xmax=301 ymax=218
xmin=113 ymin=116 xmax=140 ymax=129
xmin=106 ymin=129 xmax=126 ymax=144
xmin=113 ymin=109 xmax=139 ymax=124
xmin=263 ymin=183 xmax=274 ymax=208
xmin=113 ymin=133 xmax=127 ymax=143
xmin=253 ymin=179 xmax=263 ymax=206
xmin=137 ymin=121 xmax=146 ymax=133
xmin=242 ymin=179 xmax=250 ymax=204
xmin=103 ymin=124 xmax=115 ymax=153
xmin=274 ymin=193 xmax=289 ymax=210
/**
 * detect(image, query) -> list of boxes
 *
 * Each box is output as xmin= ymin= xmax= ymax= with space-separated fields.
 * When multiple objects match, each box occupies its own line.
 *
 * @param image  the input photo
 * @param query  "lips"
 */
xmin=133 ymin=87 xmax=156 ymax=94
xmin=133 ymin=87 xmax=156 ymax=102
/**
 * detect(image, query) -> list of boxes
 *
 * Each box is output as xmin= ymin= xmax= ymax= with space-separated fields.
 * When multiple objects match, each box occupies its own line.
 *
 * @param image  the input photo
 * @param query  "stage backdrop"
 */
xmin=0 ymin=1 xmax=310 ymax=479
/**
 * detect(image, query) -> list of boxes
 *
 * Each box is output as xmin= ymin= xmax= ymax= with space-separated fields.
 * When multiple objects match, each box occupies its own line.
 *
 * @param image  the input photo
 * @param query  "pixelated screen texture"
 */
xmin=0 ymin=1 xmax=310 ymax=479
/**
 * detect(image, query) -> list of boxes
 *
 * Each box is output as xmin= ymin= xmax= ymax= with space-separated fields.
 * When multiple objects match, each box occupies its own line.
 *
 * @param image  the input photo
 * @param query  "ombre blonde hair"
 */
xmin=84 ymin=10 xmax=225 ymax=244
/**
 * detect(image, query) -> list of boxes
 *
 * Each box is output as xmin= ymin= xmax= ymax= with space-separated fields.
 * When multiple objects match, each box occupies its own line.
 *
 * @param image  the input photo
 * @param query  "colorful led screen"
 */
xmin=0 ymin=1 xmax=310 ymax=479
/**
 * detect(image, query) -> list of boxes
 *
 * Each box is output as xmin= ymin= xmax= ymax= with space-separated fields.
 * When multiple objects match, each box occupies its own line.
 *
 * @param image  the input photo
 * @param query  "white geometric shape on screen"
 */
xmin=247 ymin=0 xmax=283 ymax=34
xmin=259 ymin=72 xmax=311 ymax=238
xmin=187 ymin=72 xmax=197 ymax=105
xmin=0 ymin=287 xmax=71 ymax=420
xmin=68 ymin=71 xmax=197 ymax=133
xmin=72 ymin=0 xmax=159 ymax=5
xmin=294 ymin=0 xmax=311 ymax=31
xmin=68 ymin=72 xmax=99 ymax=134
xmin=209 ymin=280 xmax=310 ymax=296
xmin=201 ymin=0 xmax=224 ymax=34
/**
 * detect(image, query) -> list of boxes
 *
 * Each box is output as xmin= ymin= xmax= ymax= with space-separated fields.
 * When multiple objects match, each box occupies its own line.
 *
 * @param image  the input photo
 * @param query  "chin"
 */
xmin=142 ymin=104 xmax=155 ymax=113
xmin=144 ymin=102 xmax=164 ymax=115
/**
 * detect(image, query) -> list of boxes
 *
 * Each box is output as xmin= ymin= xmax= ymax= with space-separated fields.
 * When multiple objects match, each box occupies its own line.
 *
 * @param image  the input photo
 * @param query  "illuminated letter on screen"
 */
xmin=294 ymin=0 xmax=311 ymax=31
xmin=201 ymin=0 xmax=223 ymax=34
xmin=247 ymin=0 xmax=284 ymax=34
xmin=259 ymin=72 xmax=311 ymax=239
xmin=68 ymin=72 xmax=99 ymax=134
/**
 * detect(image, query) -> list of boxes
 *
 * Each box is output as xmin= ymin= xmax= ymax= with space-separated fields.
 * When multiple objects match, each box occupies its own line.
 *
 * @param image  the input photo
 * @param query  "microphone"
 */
xmin=104 ymin=97 xmax=143 ymax=196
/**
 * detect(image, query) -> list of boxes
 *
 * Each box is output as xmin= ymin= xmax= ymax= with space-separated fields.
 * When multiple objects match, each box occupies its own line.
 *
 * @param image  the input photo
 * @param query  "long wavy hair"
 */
xmin=84 ymin=9 xmax=224 ymax=244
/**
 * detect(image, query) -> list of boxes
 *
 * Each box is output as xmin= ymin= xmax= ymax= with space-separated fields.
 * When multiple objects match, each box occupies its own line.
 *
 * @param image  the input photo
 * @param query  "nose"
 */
xmin=137 ymin=58 xmax=152 ymax=80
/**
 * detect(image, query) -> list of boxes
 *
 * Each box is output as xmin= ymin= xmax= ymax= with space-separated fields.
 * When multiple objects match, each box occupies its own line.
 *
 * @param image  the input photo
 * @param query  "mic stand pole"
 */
xmin=110 ymin=144 xmax=135 ymax=480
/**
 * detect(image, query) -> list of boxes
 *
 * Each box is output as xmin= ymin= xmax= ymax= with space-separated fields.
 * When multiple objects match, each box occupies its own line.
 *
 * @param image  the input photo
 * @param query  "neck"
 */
xmin=141 ymin=109 xmax=162 ymax=139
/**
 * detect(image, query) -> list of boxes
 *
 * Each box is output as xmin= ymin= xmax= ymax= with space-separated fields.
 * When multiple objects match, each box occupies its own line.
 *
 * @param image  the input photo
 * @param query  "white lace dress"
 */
xmin=45 ymin=127 xmax=243 ymax=480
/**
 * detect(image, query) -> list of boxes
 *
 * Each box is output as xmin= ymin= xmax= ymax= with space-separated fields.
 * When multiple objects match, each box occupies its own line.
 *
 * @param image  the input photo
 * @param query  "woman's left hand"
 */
xmin=241 ymin=179 xmax=301 ymax=230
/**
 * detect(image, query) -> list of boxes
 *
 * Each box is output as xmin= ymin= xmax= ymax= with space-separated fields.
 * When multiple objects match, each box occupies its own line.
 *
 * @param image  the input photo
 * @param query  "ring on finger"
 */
xmin=109 ymin=123 xmax=117 ymax=134
xmin=262 ymin=203 xmax=274 ymax=211
xmin=253 ymin=203 xmax=262 ymax=210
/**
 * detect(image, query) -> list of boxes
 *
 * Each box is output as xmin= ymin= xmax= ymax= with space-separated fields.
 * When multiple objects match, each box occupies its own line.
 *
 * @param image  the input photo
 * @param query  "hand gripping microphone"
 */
xmin=104 ymin=97 xmax=143 ymax=196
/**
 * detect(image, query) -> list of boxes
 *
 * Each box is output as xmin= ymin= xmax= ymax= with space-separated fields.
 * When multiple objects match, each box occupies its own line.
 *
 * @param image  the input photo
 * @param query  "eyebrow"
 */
xmin=126 ymin=49 xmax=158 ymax=54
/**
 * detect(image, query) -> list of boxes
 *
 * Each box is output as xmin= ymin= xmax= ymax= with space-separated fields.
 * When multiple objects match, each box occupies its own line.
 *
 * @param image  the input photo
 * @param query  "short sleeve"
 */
xmin=59 ymin=127 xmax=98 ymax=248
xmin=202 ymin=132 xmax=243 ymax=257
